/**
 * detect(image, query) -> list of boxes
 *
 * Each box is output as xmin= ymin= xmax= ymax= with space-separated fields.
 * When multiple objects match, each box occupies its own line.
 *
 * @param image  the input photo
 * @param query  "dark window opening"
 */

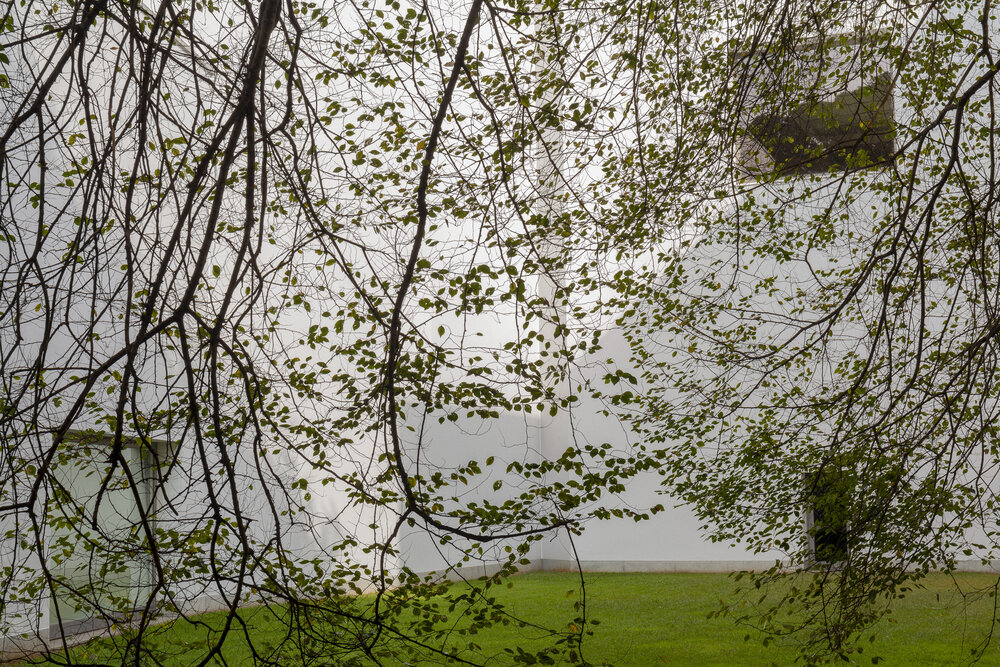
xmin=811 ymin=500 xmax=849 ymax=563
xmin=806 ymin=467 xmax=851 ymax=564
xmin=749 ymin=75 xmax=894 ymax=175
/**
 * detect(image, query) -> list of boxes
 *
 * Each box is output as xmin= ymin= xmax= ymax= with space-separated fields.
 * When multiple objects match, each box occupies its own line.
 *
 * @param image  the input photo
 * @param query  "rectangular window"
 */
xmin=746 ymin=75 xmax=894 ymax=176
xmin=805 ymin=466 xmax=851 ymax=564
xmin=47 ymin=432 xmax=170 ymax=638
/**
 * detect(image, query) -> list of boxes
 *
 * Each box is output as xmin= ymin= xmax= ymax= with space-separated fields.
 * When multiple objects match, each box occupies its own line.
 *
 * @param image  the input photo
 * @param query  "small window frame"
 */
xmin=803 ymin=465 xmax=853 ymax=566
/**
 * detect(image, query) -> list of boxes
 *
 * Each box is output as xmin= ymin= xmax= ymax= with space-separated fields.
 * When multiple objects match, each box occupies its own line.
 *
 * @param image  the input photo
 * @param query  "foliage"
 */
xmin=2 ymin=0 xmax=999 ymax=663
xmin=610 ymin=0 xmax=1000 ymax=661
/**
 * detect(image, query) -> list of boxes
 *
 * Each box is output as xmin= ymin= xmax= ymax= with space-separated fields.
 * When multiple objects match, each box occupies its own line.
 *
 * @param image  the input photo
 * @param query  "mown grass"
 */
xmin=10 ymin=572 xmax=1000 ymax=665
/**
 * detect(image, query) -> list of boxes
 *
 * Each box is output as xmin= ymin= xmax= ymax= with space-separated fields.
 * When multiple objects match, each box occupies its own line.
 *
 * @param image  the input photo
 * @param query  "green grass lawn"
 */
xmin=11 ymin=572 xmax=1000 ymax=665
